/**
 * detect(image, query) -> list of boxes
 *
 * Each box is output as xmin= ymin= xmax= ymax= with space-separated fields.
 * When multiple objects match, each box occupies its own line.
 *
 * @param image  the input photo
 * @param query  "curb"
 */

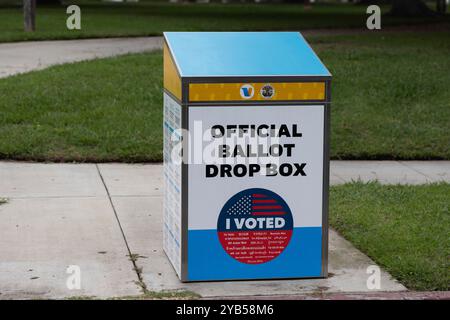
xmin=204 ymin=291 xmax=450 ymax=300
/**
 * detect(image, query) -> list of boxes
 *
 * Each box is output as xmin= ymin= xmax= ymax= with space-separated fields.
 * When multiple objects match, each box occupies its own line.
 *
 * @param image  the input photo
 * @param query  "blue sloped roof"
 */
xmin=164 ymin=32 xmax=330 ymax=78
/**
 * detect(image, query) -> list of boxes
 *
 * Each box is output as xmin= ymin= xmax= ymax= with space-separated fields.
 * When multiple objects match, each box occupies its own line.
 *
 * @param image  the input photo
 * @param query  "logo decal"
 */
xmin=239 ymin=84 xmax=254 ymax=99
xmin=217 ymin=188 xmax=293 ymax=264
xmin=260 ymin=84 xmax=275 ymax=99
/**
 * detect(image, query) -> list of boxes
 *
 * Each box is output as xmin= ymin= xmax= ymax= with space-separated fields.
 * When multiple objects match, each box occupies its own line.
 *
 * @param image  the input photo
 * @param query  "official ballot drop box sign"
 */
xmin=163 ymin=32 xmax=332 ymax=282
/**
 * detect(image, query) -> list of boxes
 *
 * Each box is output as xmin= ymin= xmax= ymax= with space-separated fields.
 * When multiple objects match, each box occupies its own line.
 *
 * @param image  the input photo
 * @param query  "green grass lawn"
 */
xmin=330 ymin=182 xmax=449 ymax=291
xmin=0 ymin=31 xmax=448 ymax=162
xmin=321 ymin=31 xmax=450 ymax=160
xmin=0 ymin=52 xmax=163 ymax=162
xmin=0 ymin=2 xmax=448 ymax=42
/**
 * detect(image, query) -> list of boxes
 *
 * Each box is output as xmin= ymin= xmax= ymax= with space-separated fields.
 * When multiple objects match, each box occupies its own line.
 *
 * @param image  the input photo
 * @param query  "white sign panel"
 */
xmin=188 ymin=105 xmax=324 ymax=230
xmin=186 ymin=105 xmax=325 ymax=280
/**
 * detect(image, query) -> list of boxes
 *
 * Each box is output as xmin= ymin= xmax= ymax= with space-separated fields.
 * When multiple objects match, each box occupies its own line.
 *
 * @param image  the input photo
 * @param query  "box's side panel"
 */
xmin=163 ymin=92 xmax=182 ymax=278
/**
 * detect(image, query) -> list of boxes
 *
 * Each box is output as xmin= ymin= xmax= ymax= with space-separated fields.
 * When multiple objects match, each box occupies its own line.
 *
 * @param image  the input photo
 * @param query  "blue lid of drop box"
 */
xmin=164 ymin=32 xmax=331 ymax=78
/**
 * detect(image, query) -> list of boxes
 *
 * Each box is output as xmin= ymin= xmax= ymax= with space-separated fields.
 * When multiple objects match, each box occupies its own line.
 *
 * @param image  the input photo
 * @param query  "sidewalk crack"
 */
xmin=95 ymin=164 xmax=148 ymax=293
xmin=397 ymin=161 xmax=433 ymax=181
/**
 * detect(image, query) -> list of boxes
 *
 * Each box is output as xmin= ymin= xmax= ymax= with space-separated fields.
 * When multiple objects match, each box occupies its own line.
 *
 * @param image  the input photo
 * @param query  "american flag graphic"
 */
xmin=218 ymin=188 xmax=293 ymax=264
xmin=226 ymin=193 xmax=286 ymax=217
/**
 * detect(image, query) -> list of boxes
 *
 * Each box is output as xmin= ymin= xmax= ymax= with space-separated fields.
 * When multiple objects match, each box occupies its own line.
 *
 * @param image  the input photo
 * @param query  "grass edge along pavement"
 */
xmin=330 ymin=181 xmax=449 ymax=291
xmin=65 ymin=290 xmax=201 ymax=300
xmin=53 ymin=182 xmax=450 ymax=298
xmin=1 ymin=2 xmax=449 ymax=43
xmin=0 ymin=31 xmax=449 ymax=162
xmin=65 ymin=290 xmax=450 ymax=300
xmin=0 ymin=176 xmax=447 ymax=295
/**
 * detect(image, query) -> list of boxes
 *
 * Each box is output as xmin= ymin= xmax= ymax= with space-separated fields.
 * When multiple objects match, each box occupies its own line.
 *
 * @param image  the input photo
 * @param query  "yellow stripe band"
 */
xmin=163 ymin=43 xmax=182 ymax=100
xmin=189 ymin=82 xmax=325 ymax=102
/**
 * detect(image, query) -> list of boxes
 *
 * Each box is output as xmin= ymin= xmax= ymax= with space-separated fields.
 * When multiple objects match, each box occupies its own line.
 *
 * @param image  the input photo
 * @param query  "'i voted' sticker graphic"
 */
xmin=217 ymin=188 xmax=293 ymax=264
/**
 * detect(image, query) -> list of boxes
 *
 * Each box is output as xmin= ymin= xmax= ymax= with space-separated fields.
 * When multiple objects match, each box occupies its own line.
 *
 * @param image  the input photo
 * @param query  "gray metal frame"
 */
xmin=164 ymin=38 xmax=332 ymax=282
xmin=180 ymin=80 xmax=190 ymax=281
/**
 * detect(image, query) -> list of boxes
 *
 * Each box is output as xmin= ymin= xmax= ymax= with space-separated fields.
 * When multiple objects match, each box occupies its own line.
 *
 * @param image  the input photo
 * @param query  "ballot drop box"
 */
xmin=163 ymin=32 xmax=332 ymax=282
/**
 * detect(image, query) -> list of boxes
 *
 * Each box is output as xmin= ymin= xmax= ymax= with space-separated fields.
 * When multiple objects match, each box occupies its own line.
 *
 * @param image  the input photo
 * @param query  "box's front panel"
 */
xmin=163 ymin=93 xmax=182 ymax=277
xmin=187 ymin=104 xmax=324 ymax=281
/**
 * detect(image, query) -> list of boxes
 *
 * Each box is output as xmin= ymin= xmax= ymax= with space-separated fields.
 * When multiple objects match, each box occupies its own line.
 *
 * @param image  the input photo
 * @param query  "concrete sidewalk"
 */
xmin=0 ymin=161 xmax=448 ymax=299
xmin=0 ymin=37 xmax=163 ymax=78
xmin=0 ymin=26 xmax=442 ymax=79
